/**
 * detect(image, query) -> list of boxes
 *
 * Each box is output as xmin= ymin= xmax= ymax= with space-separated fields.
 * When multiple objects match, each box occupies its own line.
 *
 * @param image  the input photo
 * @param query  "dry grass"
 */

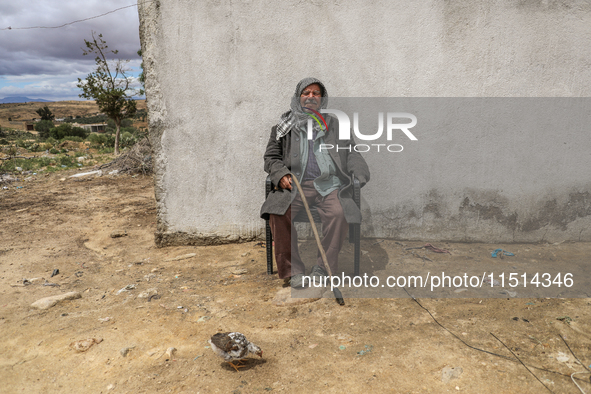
xmin=0 ymin=100 xmax=147 ymax=130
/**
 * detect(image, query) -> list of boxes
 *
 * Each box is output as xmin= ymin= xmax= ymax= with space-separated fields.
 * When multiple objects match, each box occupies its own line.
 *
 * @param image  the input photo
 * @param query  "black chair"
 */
xmin=265 ymin=176 xmax=362 ymax=276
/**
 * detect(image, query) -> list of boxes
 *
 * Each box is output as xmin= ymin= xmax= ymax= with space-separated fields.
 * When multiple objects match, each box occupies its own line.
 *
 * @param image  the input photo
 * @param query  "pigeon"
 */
xmin=209 ymin=332 xmax=263 ymax=371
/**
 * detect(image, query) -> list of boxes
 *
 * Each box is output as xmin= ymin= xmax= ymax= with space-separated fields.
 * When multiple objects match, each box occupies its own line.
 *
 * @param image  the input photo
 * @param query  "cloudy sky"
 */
xmin=0 ymin=0 xmax=143 ymax=102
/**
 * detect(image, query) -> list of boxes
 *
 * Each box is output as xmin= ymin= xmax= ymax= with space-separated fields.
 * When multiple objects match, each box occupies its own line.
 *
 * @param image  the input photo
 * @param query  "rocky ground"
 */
xmin=0 ymin=170 xmax=590 ymax=393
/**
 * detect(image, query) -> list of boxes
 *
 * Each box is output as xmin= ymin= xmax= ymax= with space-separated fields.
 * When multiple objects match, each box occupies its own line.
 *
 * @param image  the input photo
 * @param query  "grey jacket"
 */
xmin=260 ymin=114 xmax=370 ymax=223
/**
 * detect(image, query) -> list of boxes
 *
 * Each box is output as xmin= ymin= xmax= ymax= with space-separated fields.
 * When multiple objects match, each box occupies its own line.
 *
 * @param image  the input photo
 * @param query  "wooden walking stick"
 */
xmin=290 ymin=174 xmax=345 ymax=306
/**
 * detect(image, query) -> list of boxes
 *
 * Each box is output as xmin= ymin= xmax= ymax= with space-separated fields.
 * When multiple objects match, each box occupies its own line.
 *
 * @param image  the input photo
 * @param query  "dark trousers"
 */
xmin=269 ymin=180 xmax=349 ymax=279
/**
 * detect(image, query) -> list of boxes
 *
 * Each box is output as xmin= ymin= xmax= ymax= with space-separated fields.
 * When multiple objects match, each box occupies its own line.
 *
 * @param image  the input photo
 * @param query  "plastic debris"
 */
xmin=50 ymin=269 xmax=59 ymax=277
xmin=116 ymin=284 xmax=136 ymax=295
xmin=339 ymin=345 xmax=346 ymax=350
xmin=556 ymin=352 xmax=570 ymax=363
xmin=69 ymin=170 xmax=102 ymax=178
xmin=424 ymin=243 xmax=451 ymax=254
xmin=491 ymin=249 xmax=514 ymax=258
xmin=357 ymin=345 xmax=373 ymax=356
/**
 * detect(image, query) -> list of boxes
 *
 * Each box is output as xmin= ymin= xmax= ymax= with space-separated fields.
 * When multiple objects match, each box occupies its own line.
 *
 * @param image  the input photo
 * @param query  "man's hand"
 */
xmin=278 ymin=174 xmax=292 ymax=190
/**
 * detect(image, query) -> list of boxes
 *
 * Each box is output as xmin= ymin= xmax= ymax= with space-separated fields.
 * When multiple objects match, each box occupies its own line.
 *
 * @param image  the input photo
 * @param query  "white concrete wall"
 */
xmin=138 ymin=0 xmax=591 ymax=245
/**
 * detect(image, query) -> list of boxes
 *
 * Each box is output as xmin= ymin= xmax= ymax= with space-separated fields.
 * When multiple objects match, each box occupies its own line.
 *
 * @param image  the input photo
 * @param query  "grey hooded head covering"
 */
xmin=275 ymin=77 xmax=328 ymax=140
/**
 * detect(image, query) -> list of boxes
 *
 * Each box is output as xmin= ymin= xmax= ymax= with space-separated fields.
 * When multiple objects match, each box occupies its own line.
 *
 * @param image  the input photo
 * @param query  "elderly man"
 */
xmin=260 ymin=77 xmax=370 ymax=288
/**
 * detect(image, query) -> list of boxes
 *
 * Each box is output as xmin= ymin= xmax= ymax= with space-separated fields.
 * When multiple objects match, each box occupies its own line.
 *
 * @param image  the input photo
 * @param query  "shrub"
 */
xmin=0 ymin=156 xmax=53 ymax=173
xmin=104 ymin=134 xmax=115 ymax=148
xmin=0 ymin=139 xmax=8 ymax=145
xmin=87 ymin=133 xmax=107 ymax=145
xmin=49 ymin=148 xmax=59 ymax=154
xmin=34 ymin=120 xmax=55 ymax=140
xmin=58 ymin=155 xmax=75 ymax=167
xmin=120 ymin=131 xmax=137 ymax=148
xmin=49 ymin=123 xmax=88 ymax=140
xmin=62 ymin=136 xmax=84 ymax=142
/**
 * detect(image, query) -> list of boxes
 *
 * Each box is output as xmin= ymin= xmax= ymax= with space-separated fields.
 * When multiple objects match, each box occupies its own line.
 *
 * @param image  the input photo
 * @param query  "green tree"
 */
xmin=34 ymin=120 xmax=55 ymax=140
xmin=137 ymin=49 xmax=145 ymax=96
xmin=77 ymin=32 xmax=139 ymax=155
xmin=49 ymin=123 xmax=88 ymax=140
xmin=36 ymin=105 xmax=55 ymax=121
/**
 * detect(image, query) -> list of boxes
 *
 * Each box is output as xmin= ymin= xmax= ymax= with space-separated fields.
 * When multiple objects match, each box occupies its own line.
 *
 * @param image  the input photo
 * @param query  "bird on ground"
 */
xmin=209 ymin=332 xmax=263 ymax=371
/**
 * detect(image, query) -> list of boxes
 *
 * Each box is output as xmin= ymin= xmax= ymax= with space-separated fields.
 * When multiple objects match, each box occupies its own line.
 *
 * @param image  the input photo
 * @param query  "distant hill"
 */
xmin=0 ymin=96 xmax=51 ymax=104
xmin=0 ymin=99 xmax=147 ymax=131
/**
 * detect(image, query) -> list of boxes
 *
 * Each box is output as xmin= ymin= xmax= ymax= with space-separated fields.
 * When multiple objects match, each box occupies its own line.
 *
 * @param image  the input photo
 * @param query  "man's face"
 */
xmin=300 ymin=83 xmax=322 ymax=112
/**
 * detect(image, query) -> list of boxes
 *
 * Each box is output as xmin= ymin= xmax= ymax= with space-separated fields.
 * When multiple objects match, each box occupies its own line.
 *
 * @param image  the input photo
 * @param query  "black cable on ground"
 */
xmin=559 ymin=334 xmax=591 ymax=373
xmin=490 ymin=332 xmax=555 ymax=393
xmin=402 ymin=287 xmax=590 ymax=384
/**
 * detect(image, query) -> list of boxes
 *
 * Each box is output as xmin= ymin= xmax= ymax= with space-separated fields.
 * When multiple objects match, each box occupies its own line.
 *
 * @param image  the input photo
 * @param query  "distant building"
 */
xmin=74 ymin=123 xmax=107 ymax=133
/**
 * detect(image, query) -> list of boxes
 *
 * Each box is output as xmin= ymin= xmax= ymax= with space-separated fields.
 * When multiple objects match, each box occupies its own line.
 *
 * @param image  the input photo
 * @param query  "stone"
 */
xmin=31 ymin=291 xmax=81 ymax=310
xmin=110 ymin=230 xmax=128 ymax=238
xmin=138 ymin=288 xmax=158 ymax=299
xmin=120 ymin=346 xmax=135 ymax=357
xmin=273 ymin=287 xmax=322 ymax=306
xmin=442 ymin=366 xmax=463 ymax=383
xmin=165 ymin=347 xmax=176 ymax=359
xmin=70 ymin=337 xmax=103 ymax=352
xmin=165 ymin=253 xmax=196 ymax=262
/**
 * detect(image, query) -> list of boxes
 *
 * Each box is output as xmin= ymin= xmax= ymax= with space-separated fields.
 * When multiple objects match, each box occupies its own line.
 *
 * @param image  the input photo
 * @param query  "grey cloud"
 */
xmin=0 ymin=0 xmax=140 ymax=76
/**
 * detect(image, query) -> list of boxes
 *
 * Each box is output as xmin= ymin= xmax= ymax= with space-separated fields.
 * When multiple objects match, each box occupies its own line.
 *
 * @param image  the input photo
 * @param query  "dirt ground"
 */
xmin=1 ymin=170 xmax=590 ymax=393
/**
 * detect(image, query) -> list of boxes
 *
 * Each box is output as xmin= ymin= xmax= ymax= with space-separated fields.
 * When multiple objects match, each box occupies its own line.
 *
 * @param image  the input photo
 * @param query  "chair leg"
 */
xmin=266 ymin=220 xmax=273 ymax=275
xmin=353 ymin=224 xmax=360 ymax=277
